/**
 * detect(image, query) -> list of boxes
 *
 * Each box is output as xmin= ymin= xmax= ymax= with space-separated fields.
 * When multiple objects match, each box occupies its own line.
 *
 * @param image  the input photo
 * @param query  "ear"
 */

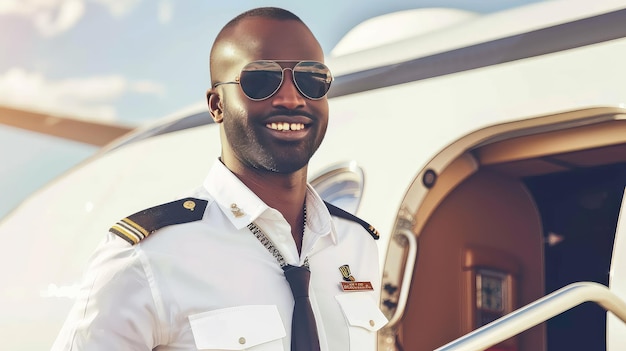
xmin=207 ymin=88 xmax=224 ymax=123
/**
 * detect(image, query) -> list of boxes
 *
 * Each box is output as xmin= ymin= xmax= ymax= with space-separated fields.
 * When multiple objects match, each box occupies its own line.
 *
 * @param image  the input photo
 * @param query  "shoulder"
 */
xmin=110 ymin=197 xmax=208 ymax=245
xmin=324 ymin=201 xmax=380 ymax=240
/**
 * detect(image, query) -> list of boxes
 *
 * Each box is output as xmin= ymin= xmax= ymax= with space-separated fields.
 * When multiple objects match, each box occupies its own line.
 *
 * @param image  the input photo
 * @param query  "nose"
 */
xmin=271 ymin=69 xmax=306 ymax=109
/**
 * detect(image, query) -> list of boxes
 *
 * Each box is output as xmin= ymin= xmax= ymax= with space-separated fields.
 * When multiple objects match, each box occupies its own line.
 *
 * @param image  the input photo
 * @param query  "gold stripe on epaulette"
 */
xmin=111 ymin=224 xmax=140 ymax=244
xmin=121 ymin=217 xmax=150 ymax=237
xmin=111 ymin=218 xmax=151 ymax=244
xmin=369 ymin=225 xmax=380 ymax=239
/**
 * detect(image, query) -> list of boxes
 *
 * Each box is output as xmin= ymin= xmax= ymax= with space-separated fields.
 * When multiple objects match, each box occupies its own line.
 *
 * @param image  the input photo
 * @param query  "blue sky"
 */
xmin=0 ymin=0 xmax=543 ymax=218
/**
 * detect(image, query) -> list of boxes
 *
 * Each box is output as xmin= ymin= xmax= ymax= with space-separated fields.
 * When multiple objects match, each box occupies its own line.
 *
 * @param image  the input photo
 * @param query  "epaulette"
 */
xmin=324 ymin=201 xmax=380 ymax=240
xmin=110 ymin=197 xmax=208 ymax=245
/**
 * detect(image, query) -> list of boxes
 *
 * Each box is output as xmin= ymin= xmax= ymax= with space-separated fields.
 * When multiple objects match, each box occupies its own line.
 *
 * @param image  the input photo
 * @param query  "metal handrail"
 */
xmin=435 ymin=282 xmax=626 ymax=351
xmin=386 ymin=228 xmax=418 ymax=328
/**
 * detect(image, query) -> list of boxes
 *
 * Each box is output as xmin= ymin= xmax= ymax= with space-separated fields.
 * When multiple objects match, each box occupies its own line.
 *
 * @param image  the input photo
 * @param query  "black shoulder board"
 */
xmin=324 ymin=201 xmax=379 ymax=240
xmin=109 ymin=197 xmax=208 ymax=245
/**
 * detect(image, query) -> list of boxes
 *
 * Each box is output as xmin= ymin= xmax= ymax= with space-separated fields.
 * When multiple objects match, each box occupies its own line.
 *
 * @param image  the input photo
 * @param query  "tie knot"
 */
xmin=283 ymin=265 xmax=310 ymax=298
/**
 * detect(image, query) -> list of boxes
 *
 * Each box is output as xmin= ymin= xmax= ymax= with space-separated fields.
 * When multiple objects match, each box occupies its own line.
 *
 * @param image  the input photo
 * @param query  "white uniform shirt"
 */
xmin=52 ymin=160 xmax=387 ymax=351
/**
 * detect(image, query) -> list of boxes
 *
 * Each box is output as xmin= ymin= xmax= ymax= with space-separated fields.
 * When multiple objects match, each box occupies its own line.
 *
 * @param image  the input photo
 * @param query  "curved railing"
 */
xmin=435 ymin=282 xmax=626 ymax=351
xmin=385 ymin=228 xmax=418 ymax=328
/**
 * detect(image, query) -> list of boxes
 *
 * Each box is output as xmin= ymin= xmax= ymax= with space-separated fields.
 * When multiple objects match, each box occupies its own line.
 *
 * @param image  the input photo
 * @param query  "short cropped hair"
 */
xmin=209 ymin=7 xmax=310 ymax=83
xmin=223 ymin=7 xmax=303 ymax=31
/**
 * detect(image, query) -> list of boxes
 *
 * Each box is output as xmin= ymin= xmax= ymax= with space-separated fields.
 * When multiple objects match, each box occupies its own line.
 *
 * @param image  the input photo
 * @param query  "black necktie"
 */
xmin=283 ymin=264 xmax=321 ymax=351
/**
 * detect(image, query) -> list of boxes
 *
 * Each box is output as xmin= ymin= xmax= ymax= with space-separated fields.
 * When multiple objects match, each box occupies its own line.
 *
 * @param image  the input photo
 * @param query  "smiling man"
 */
xmin=52 ymin=7 xmax=387 ymax=351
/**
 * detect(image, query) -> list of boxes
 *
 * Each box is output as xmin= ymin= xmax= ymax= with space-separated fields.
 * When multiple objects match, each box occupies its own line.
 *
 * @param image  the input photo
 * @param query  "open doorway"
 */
xmin=525 ymin=162 xmax=626 ymax=350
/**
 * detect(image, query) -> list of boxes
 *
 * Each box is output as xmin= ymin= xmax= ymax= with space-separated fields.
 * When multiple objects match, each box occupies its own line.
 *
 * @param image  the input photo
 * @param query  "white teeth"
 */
xmin=266 ymin=122 xmax=305 ymax=131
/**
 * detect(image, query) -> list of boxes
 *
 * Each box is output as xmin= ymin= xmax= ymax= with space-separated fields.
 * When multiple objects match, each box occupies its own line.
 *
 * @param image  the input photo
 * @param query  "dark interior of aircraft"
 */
xmin=525 ymin=162 xmax=626 ymax=351
xmin=387 ymin=113 xmax=626 ymax=351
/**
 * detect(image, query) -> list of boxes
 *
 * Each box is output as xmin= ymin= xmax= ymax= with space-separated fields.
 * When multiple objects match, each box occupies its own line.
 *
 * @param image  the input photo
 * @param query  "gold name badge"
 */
xmin=340 ymin=281 xmax=374 ymax=291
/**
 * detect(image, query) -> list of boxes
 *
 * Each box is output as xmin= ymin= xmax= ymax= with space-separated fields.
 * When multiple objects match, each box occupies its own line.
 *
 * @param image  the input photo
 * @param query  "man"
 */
xmin=52 ymin=7 xmax=387 ymax=351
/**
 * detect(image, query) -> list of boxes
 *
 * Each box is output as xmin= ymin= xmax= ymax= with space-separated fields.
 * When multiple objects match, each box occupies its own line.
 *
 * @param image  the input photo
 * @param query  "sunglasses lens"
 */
xmin=237 ymin=61 xmax=332 ymax=100
xmin=239 ymin=61 xmax=283 ymax=100
xmin=293 ymin=61 xmax=332 ymax=99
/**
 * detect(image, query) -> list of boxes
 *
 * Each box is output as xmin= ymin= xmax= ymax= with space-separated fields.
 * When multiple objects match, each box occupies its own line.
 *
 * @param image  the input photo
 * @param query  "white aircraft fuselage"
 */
xmin=1 ymin=0 xmax=626 ymax=350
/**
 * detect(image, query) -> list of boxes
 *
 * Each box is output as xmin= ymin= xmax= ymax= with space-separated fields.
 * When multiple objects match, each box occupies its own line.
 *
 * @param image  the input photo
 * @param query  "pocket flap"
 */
xmin=336 ymin=292 xmax=389 ymax=332
xmin=189 ymin=305 xmax=286 ymax=350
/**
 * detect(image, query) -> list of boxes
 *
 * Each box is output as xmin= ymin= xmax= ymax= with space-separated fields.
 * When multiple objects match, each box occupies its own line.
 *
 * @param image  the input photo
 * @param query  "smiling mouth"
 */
xmin=266 ymin=122 xmax=306 ymax=131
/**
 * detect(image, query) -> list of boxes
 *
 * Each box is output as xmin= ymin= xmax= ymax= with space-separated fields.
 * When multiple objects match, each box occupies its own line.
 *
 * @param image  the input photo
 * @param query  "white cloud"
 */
xmin=131 ymin=80 xmax=166 ymax=96
xmin=0 ymin=0 xmax=85 ymax=37
xmin=35 ymin=0 xmax=85 ymax=37
xmin=157 ymin=0 xmax=172 ymax=24
xmin=0 ymin=0 xmax=143 ymax=36
xmin=0 ymin=67 xmax=166 ymax=122
xmin=91 ymin=0 xmax=141 ymax=18
xmin=0 ymin=0 xmax=55 ymax=15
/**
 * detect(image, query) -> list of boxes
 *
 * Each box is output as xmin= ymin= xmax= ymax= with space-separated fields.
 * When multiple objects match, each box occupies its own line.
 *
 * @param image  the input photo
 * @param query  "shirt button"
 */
xmin=369 ymin=320 xmax=375 ymax=327
xmin=239 ymin=337 xmax=246 ymax=344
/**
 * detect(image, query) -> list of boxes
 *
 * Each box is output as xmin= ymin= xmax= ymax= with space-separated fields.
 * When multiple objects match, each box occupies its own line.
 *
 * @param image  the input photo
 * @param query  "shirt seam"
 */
xmin=136 ymin=245 xmax=169 ymax=345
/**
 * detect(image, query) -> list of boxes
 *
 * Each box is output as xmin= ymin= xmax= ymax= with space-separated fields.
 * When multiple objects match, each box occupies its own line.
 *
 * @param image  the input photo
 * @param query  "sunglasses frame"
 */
xmin=213 ymin=60 xmax=333 ymax=101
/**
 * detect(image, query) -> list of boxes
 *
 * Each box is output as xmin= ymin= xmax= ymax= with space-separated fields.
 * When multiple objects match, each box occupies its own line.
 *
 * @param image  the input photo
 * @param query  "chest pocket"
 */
xmin=336 ymin=292 xmax=389 ymax=350
xmin=189 ymin=305 xmax=286 ymax=350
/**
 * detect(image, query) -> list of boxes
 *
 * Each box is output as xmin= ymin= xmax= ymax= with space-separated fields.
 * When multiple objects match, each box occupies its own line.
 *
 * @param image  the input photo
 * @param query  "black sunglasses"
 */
xmin=213 ymin=60 xmax=333 ymax=101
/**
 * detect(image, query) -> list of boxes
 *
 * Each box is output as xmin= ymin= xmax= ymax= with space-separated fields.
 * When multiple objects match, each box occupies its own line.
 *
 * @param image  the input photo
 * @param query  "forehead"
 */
xmin=218 ymin=18 xmax=324 ymax=69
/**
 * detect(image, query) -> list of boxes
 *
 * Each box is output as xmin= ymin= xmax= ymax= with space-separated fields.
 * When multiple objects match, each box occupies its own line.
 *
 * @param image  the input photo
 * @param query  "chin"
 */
xmin=266 ymin=157 xmax=310 ymax=174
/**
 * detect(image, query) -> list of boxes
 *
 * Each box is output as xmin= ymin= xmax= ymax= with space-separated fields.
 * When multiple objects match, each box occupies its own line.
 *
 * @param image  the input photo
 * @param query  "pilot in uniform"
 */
xmin=51 ymin=159 xmax=388 ymax=350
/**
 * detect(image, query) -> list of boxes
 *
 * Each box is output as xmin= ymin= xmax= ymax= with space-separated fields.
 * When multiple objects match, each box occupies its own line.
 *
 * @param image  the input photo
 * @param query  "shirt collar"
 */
xmin=203 ymin=160 xmax=337 ymax=244
xmin=203 ymin=160 xmax=268 ymax=230
xmin=304 ymin=184 xmax=338 ymax=245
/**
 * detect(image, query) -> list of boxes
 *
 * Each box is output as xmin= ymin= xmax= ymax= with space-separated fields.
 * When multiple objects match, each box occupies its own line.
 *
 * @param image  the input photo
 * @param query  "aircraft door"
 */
xmin=376 ymin=108 xmax=626 ymax=351
xmin=608 ymin=186 xmax=626 ymax=351
xmin=379 ymin=164 xmax=546 ymax=351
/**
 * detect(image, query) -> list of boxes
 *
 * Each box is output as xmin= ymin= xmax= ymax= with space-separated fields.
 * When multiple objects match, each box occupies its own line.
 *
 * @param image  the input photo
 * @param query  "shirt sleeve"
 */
xmin=51 ymin=233 xmax=164 ymax=351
